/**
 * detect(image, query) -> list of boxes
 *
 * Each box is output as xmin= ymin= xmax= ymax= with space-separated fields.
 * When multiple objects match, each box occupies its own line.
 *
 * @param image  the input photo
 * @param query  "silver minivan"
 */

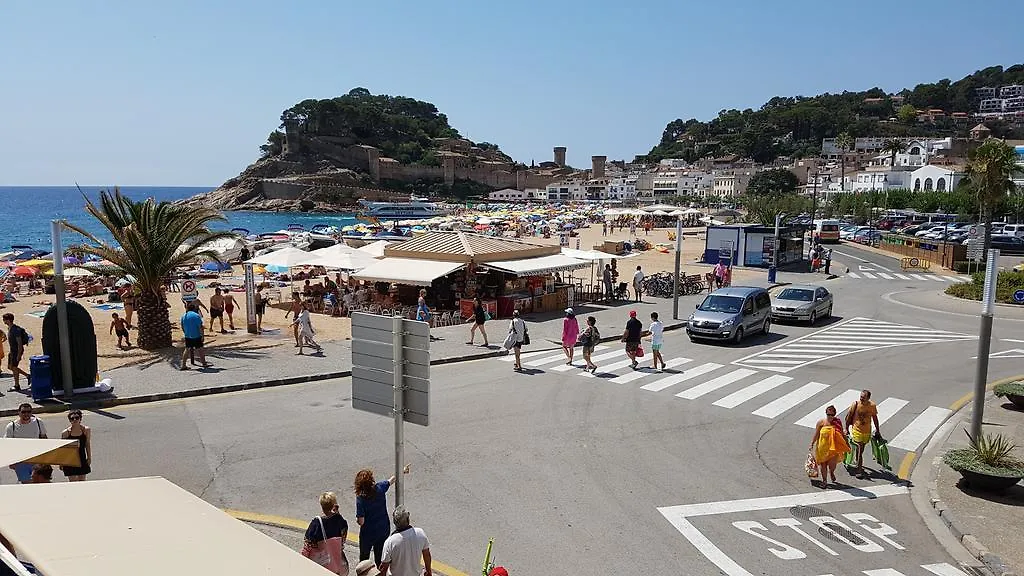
xmin=687 ymin=286 xmax=772 ymax=344
xmin=1002 ymin=223 xmax=1024 ymax=238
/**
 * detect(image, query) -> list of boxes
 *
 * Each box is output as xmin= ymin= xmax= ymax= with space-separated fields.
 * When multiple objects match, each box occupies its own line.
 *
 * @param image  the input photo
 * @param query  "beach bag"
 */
xmin=871 ymin=435 xmax=891 ymax=470
xmin=502 ymin=330 xmax=517 ymax=350
xmin=484 ymin=310 xmax=491 ymax=321
xmin=301 ymin=517 xmax=331 ymax=568
xmin=578 ymin=329 xmax=592 ymax=348
xmin=843 ymin=435 xmax=856 ymax=467
xmin=805 ymin=453 xmax=818 ymax=478
xmin=635 ymin=345 xmax=645 ymax=357
xmin=522 ymin=325 xmax=530 ymax=346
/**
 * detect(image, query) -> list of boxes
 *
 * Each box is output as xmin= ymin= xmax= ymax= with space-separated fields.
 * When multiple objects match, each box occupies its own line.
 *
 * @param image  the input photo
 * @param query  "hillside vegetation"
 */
xmin=641 ymin=64 xmax=1024 ymax=164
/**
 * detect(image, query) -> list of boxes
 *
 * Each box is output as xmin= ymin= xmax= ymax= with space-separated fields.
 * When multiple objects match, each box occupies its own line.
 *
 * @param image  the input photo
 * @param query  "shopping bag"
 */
xmin=843 ymin=435 xmax=856 ymax=467
xmin=502 ymin=331 xmax=516 ymax=350
xmin=635 ymin=345 xmax=645 ymax=357
xmin=805 ymin=453 xmax=819 ymax=478
xmin=871 ymin=435 xmax=891 ymax=470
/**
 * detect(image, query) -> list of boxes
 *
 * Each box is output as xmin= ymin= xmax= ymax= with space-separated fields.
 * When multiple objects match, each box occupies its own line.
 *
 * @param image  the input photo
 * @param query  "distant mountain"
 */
xmin=639 ymin=64 xmax=1024 ymax=164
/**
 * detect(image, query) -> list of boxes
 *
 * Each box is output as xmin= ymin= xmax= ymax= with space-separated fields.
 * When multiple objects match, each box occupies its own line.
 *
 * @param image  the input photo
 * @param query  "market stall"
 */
xmin=479 ymin=253 xmax=589 ymax=316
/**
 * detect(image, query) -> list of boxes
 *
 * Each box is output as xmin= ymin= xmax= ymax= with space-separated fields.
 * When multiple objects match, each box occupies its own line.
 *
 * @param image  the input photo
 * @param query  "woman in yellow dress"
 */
xmin=809 ymin=405 xmax=851 ymax=488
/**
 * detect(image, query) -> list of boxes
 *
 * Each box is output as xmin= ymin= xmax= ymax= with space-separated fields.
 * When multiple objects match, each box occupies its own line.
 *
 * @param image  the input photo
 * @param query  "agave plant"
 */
xmin=64 ymin=188 xmax=234 ymax=350
xmin=943 ymin=430 xmax=1024 ymax=478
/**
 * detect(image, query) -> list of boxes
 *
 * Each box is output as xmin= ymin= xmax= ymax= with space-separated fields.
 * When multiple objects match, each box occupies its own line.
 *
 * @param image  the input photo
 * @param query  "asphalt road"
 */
xmin=8 ymin=253 xmax=1022 ymax=575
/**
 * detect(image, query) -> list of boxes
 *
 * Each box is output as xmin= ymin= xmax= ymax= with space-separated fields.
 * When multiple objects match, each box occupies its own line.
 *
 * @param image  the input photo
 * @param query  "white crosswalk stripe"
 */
xmin=889 ymin=406 xmax=952 ymax=451
xmin=609 ymin=357 xmax=691 ymax=384
xmin=921 ymin=563 xmax=970 ymax=576
xmin=639 ymin=362 xmax=722 ymax=392
xmin=861 ymin=272 xmax=877 ymax=279
xmin=875 ymin=397 xmax=909 ymax=425
xmin=499 ymin=348 xmax=558 ymax=362
xmin=551 ymin=350 xmax=622 ymax=372
xmin=847 ymin=272 xmax=861 ymax=278
xmin=675 ymin=368 xmax=757 ymax=400
xmin=581 ymin=357 xmax=640 ymax=378
xmin=524 ymin=346 xmax=609 ymax=367
xmin=733 ymin=317 xmax=973 ymax=373
xmin=794 ymin=389 xmax=861 ymax=428
xmin=712 ymin=375 xmax=792 ymax=408
xmin=892 ymin=273 xmax=910 ymax=280
xmin=752 ymin=382 xmax=830 ymax=419
xmin=910 ymin=274 xmax=929 ymax=281
xmin=843 ymin=271 xmax=965 ymax=283
xmin=878 ymin=272 xmax=894 ymax=279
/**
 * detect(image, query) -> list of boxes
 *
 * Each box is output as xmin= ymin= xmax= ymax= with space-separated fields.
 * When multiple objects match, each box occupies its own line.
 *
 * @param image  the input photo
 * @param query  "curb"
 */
xmin=937 ymin=289 xmax=1024 ymax=311
xmin=911 ymin=373 xmax=1024 ymax=576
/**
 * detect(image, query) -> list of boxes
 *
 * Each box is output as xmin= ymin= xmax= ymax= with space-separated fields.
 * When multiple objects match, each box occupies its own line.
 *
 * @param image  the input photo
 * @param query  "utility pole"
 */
xmin=672 ymin=217 xmax=682 ymax=319
xmin=969 ymin=249 xmax=1000 ymax=441
xmin=51 ymin=221 xmax=74 ymax=398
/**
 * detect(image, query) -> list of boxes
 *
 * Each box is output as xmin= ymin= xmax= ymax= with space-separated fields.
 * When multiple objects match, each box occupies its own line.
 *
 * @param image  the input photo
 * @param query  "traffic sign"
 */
xmin=351 ymin=312 xmax=431 ymax=426
xmin=1014 ymin=289 xmax=1024 ymax=304
xmin=181 ymin=280 xmax=199 ymax=301
xmin=968 ymin=225 xmax=979 ymax=237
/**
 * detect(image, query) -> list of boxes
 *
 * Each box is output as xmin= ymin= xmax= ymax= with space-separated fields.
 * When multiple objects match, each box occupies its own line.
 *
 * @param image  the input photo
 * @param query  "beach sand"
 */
xmin=0 ymin=221 xmax=759 ymax=373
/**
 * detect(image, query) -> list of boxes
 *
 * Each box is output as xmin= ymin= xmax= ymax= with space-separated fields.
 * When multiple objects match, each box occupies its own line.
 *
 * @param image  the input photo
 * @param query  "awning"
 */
xmin=0 ymin=438 xmax=81 ymax=468
xmin=481 ymin=254 xmax=590 ymax=277
xmin=244 ymin=246 xmax=330 ymax=268
xmin=352 ymin=258 xmax=464 ymax=286
xmin=0 ymin=477 xmax=332 ymax=576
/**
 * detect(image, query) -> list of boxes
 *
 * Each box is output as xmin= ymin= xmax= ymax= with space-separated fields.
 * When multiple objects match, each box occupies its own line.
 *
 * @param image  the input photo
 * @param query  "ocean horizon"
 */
xmin=0 ymin=186 xmax=360 ymax=250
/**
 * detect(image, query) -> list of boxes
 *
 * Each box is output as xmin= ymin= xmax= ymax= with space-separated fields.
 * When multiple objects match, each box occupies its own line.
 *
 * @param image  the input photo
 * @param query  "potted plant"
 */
xmin=994 ymin=380 xmax=1024 ymax=410
xmin=942 ymin=431 xmax=1024 ymax=492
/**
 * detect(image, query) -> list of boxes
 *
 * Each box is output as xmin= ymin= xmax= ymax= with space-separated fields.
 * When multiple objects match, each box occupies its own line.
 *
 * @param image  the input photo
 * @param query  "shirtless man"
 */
xmin=209 ymin=288 xmax=227 ymax=334
xmin=221 ymin=290 xmax=238 ymax=331
xmin=109 ymin=312 xmax=131 ymax=349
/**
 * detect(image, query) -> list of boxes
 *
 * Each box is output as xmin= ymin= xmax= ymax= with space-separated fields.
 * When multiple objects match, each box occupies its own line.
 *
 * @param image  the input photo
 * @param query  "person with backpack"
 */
xmin=2 ymin=313 xmax=30 ymax=392
xmin=579 ymin=316 xmax=600 ymax=373
xmin=5 ymin=403 xmax=48 ymax=483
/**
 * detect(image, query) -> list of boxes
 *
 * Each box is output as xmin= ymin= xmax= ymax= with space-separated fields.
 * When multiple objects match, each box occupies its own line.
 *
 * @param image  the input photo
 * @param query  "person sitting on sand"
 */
xmin=109 ymin=312 xmax=131 ymax=349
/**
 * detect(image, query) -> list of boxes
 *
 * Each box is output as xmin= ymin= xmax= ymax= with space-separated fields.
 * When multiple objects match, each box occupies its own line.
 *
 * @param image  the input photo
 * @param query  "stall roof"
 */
xmin=310 ymin=245 xmax=379 ymax=270
xmin=384 ymin=231 xmax=559 ymax=263
xmin=356 ymin=240 xmax=390 ymax=258
xmin=0 ymin=438 xmax=80 ymax=468
xmin=481 ymin=254 xmax=590 ymax=277
xmin=244 ymin=246 xmax=330 ymax=268
xmin=353 ymin=257 xmax=465 ymax=286
xmin=0 ymin=477 xmax=331 ymax=576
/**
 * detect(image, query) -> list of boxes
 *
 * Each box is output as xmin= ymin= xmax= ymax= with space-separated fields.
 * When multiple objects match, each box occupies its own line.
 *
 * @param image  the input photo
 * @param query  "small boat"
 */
xmin=287 ymin=224 xmax=306 ymax=232
xmin=310 ymin=224 xmax=340 ymax=235
xmin=357 ymin=195 xmax=447 ymax=220
xmin=230 ymin=227 xmax=251 ymax=236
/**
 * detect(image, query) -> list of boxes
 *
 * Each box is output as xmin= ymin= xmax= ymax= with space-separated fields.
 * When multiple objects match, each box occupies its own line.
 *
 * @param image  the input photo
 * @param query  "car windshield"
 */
xmin=698 ymin=295 xmax=743 ymax=313
xmin=778 ymin=289 xmax=814 ymax=302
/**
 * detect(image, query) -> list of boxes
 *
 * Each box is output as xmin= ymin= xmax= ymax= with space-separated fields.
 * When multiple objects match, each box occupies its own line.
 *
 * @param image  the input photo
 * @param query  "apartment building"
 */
xmin=975 ymin=86 xmax=997 ymax=99
xmin=1000 ymin=85 xmax=1024 ymax=98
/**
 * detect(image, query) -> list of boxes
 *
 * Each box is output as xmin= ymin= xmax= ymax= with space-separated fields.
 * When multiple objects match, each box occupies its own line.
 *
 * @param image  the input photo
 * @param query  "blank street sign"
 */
xmin=351 ymin=312 xmax=430 ymax=426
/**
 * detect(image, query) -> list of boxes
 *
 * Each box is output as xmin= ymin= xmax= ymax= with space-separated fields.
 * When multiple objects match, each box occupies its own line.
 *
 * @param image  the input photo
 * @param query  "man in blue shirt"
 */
xmin=180 ymin=303 xmax=209 ymax=370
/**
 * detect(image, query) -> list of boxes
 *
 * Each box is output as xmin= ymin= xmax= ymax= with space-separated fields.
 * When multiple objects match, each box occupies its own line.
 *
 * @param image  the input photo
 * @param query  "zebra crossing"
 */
xmin=733 ymin=317 xmax=974 ymax=373
xmin=844 ymin=271 xmax=971 ymax=282
xmin=500 ymin=347 xmax=951 ymax=453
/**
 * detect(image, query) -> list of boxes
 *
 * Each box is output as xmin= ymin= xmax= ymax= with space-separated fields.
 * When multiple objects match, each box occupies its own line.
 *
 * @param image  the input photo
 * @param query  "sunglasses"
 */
xmin=19 ymin=410 xmax=32 ymax=415
xmin=69 ymin=415 xmax=82 ymax=421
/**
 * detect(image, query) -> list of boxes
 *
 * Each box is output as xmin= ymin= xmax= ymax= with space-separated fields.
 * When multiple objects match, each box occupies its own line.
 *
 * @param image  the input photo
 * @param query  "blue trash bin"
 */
xmin=29 ymin=355 xmax=53 ymax=402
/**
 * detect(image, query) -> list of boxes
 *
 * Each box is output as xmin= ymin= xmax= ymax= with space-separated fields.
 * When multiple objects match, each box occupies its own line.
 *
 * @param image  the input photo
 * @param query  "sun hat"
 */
xmin=355 ymin=560 xmax=382 ymax=576
xmin=565 ymin=307 xmax=573 ymax=315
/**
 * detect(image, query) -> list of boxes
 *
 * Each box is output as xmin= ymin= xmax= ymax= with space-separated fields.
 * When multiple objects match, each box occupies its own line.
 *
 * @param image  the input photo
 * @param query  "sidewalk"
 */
xmin=1 ymin=289 xmax=763 ymax=416
xmin=916 ymin=376 xmax=1024 ymax=576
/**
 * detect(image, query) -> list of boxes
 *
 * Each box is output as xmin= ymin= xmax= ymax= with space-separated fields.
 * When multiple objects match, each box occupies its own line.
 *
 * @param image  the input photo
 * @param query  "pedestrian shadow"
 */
xmin=515 ymin=368 xmax=543 ymax=376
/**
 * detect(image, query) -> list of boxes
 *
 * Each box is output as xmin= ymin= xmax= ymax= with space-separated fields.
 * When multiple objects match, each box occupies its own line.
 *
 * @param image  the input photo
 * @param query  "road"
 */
xmin=9 ymin=246 xmax=1023 ymax=575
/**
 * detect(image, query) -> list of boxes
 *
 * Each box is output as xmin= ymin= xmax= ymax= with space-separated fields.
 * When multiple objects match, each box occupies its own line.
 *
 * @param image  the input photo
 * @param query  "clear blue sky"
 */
xmin=2 ymin=0 xmax=1021 ymax=186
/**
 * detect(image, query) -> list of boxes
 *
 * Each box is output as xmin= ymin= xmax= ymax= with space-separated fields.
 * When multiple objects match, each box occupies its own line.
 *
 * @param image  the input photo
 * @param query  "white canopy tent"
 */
xmin=560 ymin=247 xmax=638 ymax=261
xmin=244 ymin=246 xmax=331 ymax=268
xmin=310 ymin=244 xmax=379 ymax=270
xmin=353 ymin=258 xmax=465 ymax=286
xmin=0 ymin=477 xmax=333 ymax=576
xmin=356 ymin=240 xmax=390 ymax=258
xmin=480 ymin=254 xmax=590 ymax=277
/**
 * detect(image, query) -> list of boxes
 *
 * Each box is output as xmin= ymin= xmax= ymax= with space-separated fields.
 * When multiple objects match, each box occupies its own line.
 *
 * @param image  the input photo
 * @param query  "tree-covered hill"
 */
xmin=261 ymin=87 xmax=511 ymax=165
xmin=640 ymin=64 xmax=1024 ymax=165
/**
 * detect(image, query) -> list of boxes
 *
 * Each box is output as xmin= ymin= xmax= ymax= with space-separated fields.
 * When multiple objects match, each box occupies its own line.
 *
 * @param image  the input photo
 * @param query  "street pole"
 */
xmin=51 ymin=221 xmax=74 ymax=398
xmin=672 ymin=217 xmax=682 ymax=320
xmin=969 ymin=248 xmax=1000 ymax=441
xmin=393 ymin=315 xmax=405 ymax=506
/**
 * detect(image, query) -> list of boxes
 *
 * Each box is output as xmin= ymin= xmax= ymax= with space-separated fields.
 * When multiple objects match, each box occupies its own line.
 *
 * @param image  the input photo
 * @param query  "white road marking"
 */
xmin=499 ymin=348 xmax=559 ymax=362
xmin=847 ymin=272 xmax=861 ymax=278
xmin=893 ymin=273 xmax=910 ymax=280
xmin=736 ymin=358 xmax=805 ymax=365
xmin=580 ymin=357 xmax=639 ymax=378
xmin=780 ymin=344 xmax=873 ymax=350
xmin=752 ymin=382 xmax=829 ymax=419
xmin=713 ymin=375 xmax=792 ymax=408
xmin=794 ymin=389 xmax=861 ymax=428
xmin=551 ymin=350 xmax=621 ymax=371
xmin=609 ymin=357 xmax=690 ymax=384
xmin=957 ymin=275 xmax=972 ymax=282
xmin=930 ymin=275 xmax=951 ymax=282
xmin=676 ymin=368 xmax=757 ymax=400
xmin=863 ymin=570 xmax=906 ymax=576
xmin=878 ymin=273 xmax=895 ymax=280
xmin=910 ymin=274 xmax=929 ymax=281
xmin=526 ymin=351 xmax=583 ymax=367
xmin=756 ymin=353 xmax=827 ymax=359
xmin=921 ymin=563 xmax=970 ymax=576
xmin=875 ymin=398 xmax=909 ymax=425
xmin=889 ymin=406 xmax=952 ymax=451
xmin=862 ymin=272 xmax=878 ymax=279
xmin=639 ymin=362 xmax=722 ymax=392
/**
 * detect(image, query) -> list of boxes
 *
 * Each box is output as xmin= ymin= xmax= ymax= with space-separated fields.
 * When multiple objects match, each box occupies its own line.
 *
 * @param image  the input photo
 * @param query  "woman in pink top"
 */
xmin=561 ymin=308 xmax=580 ymax=365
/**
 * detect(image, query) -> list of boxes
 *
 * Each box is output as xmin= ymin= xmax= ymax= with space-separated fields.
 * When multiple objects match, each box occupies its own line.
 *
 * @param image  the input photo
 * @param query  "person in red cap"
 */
xmin=622 ymin=310 xmax=643 ymax=369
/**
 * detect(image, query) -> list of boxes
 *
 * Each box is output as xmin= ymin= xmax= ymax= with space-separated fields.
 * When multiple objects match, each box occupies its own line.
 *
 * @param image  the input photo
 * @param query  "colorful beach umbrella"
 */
xmin=12 ymin=266 xmax=38 ymax=277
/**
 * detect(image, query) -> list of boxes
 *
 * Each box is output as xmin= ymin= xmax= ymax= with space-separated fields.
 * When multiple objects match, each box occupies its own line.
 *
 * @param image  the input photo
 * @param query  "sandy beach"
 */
xmin=0 ymin=221 xmax=759 ymax=375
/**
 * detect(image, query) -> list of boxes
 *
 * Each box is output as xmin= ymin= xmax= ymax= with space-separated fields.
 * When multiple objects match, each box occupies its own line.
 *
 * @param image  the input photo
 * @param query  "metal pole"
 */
xmin=672 ymin=217 xmax=682 ymax=320
xmin=393 ymin=314 xmax=405 ymax=507
xmin=969 ymin=248 xmax=1000 ymax=441
xmin=51 ymin=221 xmax=74 ymax=398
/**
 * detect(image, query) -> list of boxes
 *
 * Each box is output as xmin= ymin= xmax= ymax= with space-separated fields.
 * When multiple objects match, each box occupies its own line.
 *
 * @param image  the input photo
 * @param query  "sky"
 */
xmin=2 ymin=0 xmax=1022 ymax=187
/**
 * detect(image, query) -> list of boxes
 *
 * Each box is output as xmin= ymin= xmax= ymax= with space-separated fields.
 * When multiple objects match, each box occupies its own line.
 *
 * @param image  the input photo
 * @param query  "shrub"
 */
xmin=945 ymin=270 xmax=1024 ymax=304
xmin=943 ymin=431 xmax=1024 ymax=477
xmin=993 ymin=380 xmax=1024 ymax=398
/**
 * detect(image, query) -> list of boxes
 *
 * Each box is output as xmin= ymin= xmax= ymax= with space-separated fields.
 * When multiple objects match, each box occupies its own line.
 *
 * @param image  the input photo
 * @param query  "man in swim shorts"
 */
xmin=209 ymin=287 xmax=226 ymax=334
xmin=846 ymin=389 xmax=881 ymax=479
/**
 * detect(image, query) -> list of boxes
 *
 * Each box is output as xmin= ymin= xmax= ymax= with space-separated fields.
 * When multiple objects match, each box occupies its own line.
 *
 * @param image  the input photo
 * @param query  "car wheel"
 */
xmin=688 ymin=336 xmax=696 ymax=343
xmin=763 ymin=318 xmax=771 ymax=334
xmin=809 ymin=311 xmax=816 ymax=325
xmin=825 ymin=305 xmax=832 ymax=319
xmin=732 ymin=327 xmax=744 ymax=344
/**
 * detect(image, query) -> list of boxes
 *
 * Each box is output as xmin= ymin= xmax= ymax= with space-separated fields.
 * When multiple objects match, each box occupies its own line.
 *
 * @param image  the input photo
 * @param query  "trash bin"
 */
xmin=29 ymin=355 xmax=53 ymax=402
xmin=767 ymin=266 xmax=777 ymax=284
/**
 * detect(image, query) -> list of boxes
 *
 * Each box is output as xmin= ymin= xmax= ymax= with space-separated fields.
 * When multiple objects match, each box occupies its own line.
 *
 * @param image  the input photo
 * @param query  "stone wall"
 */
xmin=259 ymin=180 xmax=310 ymax=200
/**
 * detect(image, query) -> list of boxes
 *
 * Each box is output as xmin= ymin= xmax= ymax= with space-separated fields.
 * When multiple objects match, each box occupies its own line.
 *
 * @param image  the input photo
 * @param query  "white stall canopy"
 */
xmin=353 ymin=258 xmax=465 ymax=286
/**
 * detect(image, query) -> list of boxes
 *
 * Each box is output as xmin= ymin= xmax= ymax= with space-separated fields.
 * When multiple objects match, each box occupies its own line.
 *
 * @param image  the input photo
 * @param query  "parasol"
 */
xmin=12 ymin=266 xmax=38 ymax=277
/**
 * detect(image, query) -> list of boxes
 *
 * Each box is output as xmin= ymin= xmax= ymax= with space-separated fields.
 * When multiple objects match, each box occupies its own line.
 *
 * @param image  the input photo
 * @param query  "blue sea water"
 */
xmin=0 ymin=186 xmax=360 ymax=250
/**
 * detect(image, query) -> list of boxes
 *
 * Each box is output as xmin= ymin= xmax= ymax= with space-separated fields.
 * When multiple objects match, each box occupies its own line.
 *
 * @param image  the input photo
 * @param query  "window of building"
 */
xmin=914 ymin=179 xmax=921 ymax=191
xmin=910 ymin=147 xmax=921 ymax=155
xmin=924 ymin=178 xmax=933 ymax=191
xmin=937 ymin=178 xmax=946 ymax=191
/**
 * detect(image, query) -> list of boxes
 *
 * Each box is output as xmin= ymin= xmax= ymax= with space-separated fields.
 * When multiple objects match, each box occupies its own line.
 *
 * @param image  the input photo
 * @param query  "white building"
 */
xmin=980 ymin=98 xmax=1005 ymax=113
xmin=888 ymin=138 xmax=955 ymax=168
xmin=909 ymin=165 xmax=962 ymax=192
xmin=545 ymin=181 xmax=586 ymax=202
xmin=999 ymin=85 xmax=1024 ymax=98
xmin=711 ymin=171 xmax=756 ymax=199
xmin=677 ymin=171 xmax=714 ymax=198
xmin=488 ymin=188 xmax=529 ymax=201
xmin=1005 ymin=96 xmax=1024 ymax=112
xmin=850 ymin=169 xmax=911 ymax=192
xmin=976 ymin=87 xmax=997 ymax=99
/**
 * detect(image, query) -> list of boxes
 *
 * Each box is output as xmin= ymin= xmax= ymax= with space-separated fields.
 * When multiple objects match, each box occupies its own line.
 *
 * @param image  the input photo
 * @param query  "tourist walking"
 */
xmin=222 ymin=290 xmax=238 ymax=330
xmin=602 ymin=221 xmax=607 ymax=236
xmin=810 ymin=405 xmax=851 ymax=488
xmin=632 ymin=265 xmax=644 ymax=302
xmin=3 ymin=313 xmax=31 ymax=392
xmin=301 ymin=491 xmax=349 ymax=575
xmin=179 ymin=302 xmax=209 ymax=370
xmin=505 ymin=310 xmax=527 ymax=371
xmin=5 ymin=403 xmax=48 ymax=484
xmin=579 ymin=316 xmax=600 ymax=373
xmin=0 ymin=327 xmax=6 ymax=379
xmin=561 ymin=308 xmax=579 ymax=365
xmin=294 ymin=301 xmax=323 ymax=355
xmin=714 ymin=261 xmax=727 ymax=289
xmin=648 ymin=312 xmax=665 ymax=371
xmin=417 ymin=289 xmax=437 ymax=341
xmin=120 ymin=285 xmax=136 ymax=329
xmin=846 ymin=389 xmax=881 ymax=479
xmin=622 ymin=310 xmax=643 ymax=369
xmin=354 ymin=466 xmax=409 ymax=567
xmin=379 ymin=506 xmax=431 ymax=576
xmin=255 ymin=285 xmax=266 ymax=333
xmin=285 ymin=292 xmax=303 ymax=346
xmin=109 ymin=312 xmax=131 ymax=349
xmin=467 ymin=297 xmax=488 ymax=347
xmin=602 ymin=264 xmax=613 ymax=301
xmin=60 ymin=409 xmax=91 ymax=481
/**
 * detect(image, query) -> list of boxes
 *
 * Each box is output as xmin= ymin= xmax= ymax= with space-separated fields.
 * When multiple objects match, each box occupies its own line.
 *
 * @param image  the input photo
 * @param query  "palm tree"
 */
xmin=65 ymin=188 xmax=234 ymax=350
xmin=835 ymin=132 xmax=854 ymax=192
xmin=964 ymin=139 xmax=1023 ymax=253
xmin=880 ymin=138 xmax=906 ymax=170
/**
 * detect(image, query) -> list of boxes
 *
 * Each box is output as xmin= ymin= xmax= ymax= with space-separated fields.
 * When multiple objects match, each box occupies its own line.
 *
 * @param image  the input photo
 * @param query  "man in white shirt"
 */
xmin=380 ymin=506 xmax=431 ymax=576
xmin=5 ymin=403 xmax=48 ymax=483
xmin=648 ymin=311 xmax=665 ymax=371
xmin=632 ymin=265 xmax=645 ymax=302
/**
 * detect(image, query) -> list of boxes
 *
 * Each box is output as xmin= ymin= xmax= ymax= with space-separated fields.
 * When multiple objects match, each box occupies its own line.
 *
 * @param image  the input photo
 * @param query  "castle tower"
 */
xmin=591 ymin=155 xmax=607 ymax=179
xmin=554 ymin=146 xmax=567 ymax=167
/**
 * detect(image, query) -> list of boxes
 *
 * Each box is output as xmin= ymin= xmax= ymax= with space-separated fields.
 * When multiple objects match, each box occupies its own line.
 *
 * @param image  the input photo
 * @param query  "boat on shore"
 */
xmin=358 ymin=196 xmax=446 ymax=220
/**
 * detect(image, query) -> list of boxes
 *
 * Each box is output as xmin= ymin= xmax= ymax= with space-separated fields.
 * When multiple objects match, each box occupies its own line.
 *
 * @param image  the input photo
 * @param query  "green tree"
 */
xmin=897 ymin=104 xmax=918 ymax=124
xmin=964 ymin=139 xmax=1023 ymax=252
xmin=260 ymin=130 xmax=285 ymax=157
xmin=745 ymin=168 xmax=799 ymax=196
xmin=835 ymin=132 xmax=854 ymax=192
xmin=64 ymin=189 xmax=234 ymax=350
xmin=880 ymin=138 xmax=906 ymax=168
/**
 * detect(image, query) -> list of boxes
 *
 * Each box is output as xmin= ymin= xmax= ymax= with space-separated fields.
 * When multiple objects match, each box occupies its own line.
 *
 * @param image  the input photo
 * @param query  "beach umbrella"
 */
xmin=63 ymin=256 xmax=82 ymax=265
xmin=201 ymin=261 xmax=232 ymax=272
xmin=668 ymin=210 xmax=685 ymax=216
xmin=17 ymin=258 xmax=52 ymax=268
xmin=12 ymin=266 xmax=38 ymax=277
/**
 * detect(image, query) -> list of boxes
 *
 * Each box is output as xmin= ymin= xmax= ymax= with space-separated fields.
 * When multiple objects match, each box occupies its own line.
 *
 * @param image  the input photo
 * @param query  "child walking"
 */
xmin=109 ymin=312 xmax=131 ymax=349
xmin=648 ymin=311 xmax=665 ymax=371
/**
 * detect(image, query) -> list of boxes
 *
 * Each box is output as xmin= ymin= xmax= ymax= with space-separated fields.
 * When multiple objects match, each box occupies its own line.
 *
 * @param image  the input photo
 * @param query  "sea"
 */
xmin=0 ymin=186 xmax=361 ymax=250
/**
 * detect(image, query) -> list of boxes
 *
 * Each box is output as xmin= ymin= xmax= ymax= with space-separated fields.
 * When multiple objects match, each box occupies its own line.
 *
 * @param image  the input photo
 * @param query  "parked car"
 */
xmin=854 ymin=229 xmax=883 ymax=244
xmin=991 ymin=235 xmax=1024 ymax=255
xmin=839 ymin=225 xmax=862 ymax=240
xmin=687 ymin=287 xmax=772 ymax=344
xmin=914 ymin=224 xmax=945 ymax=237
xmin=771 ymin=285 xmax=834 ymax=325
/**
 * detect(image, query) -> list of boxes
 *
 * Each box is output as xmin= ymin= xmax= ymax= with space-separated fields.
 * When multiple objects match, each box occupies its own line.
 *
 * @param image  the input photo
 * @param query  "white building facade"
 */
xmin=909 ymin=165 xmax=963 ymax=192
